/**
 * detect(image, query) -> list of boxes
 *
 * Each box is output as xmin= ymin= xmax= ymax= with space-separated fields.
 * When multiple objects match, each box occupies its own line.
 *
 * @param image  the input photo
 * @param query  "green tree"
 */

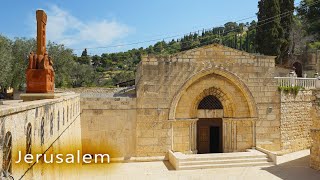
xmin=92 ymin=55 xmax=102 ymax=69
xmin=256 ymin=0 xmax=283 ymax=59
xmin=181 ymin=35 xmax=192 ymax=51
xmin=10 ymin=38 xmax=36 ymax=90
xmin=279 ymin=0 xmax=294 ymax=62
xmin=77 ymin=48 xmax=91 ymax=65
xmin=70 ymin=63 xmax=98 ymax=87
xmin=111 ymin=71 xmax=135 ymax=85
xmin=224 ymin=22 xmax=238 ymax=34
xmin=0 ymin=35 xmax=13 ymax=93
xmin=154 ymin=41 xmax=166 ymax=53
xmin=297 ymin=0 xmax=320 ymax=49
xmin=167 ymin=39 xmax=181 ymax=54
xmin=47 ymin=42 xmax=76 ymax=87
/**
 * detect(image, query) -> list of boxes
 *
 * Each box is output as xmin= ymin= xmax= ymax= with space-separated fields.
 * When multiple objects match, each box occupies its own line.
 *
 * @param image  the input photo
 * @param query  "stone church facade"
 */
xmin=81 ymin=44 xmax=315 ymax=158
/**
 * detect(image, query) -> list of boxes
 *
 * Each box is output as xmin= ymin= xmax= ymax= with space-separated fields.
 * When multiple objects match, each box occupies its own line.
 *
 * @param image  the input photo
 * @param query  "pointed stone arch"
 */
xmin=190 ymin=87 xmax=235 ymax=118
xmin=168 ymin=67 xmax=258 ymax=120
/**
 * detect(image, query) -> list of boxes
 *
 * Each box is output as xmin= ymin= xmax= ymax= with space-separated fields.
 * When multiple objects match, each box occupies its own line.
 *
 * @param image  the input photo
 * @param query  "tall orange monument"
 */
xmin=26 ymin=10 xmax=54 ymax=93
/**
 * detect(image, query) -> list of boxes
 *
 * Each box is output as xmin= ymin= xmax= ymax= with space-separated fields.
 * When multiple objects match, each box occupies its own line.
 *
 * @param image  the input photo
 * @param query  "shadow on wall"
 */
xmin=261 ymin=156 xmax=320 ymax=180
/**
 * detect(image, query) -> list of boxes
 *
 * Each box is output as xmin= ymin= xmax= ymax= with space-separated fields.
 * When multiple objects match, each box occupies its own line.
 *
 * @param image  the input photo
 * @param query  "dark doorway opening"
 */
xmin=197 ymin=119 xmax=222 ymax=154
xmin=210 ymin=126 xmax=220 ymax=153
xmin=293 ymin=62 xmax=303 ymax=77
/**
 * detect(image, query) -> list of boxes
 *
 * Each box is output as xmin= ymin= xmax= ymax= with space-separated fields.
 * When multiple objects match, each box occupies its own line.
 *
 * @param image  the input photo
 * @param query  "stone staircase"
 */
xmin=169 ymin=149 xmax=274 ymax=170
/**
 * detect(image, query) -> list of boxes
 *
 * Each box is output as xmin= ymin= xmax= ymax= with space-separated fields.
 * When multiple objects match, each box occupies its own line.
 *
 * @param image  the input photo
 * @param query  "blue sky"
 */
xmin=1 ymin=0 xmax=301 ymax=55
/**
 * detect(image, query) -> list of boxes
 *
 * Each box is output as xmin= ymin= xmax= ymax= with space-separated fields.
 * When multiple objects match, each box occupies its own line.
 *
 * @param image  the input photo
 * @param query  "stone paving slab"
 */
xmin=80 ymin=155 xmax=320 ymax=180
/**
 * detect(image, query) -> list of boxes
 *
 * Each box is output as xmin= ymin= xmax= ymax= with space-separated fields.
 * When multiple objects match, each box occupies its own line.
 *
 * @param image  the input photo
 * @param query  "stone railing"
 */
xmin=275 ymin=77 xmax=319 ymax=90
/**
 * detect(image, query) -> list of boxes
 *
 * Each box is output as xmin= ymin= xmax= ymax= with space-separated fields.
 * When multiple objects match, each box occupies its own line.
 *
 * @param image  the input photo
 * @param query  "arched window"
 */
xmin=40 ymin=118 xmax=45 ymax=145
xmin=198 ymin=95 xmax=223 ymax=109
xmin=57 ymin=111 xmax=60 ymax=131
xmin=26 ymin=123 xmax=32 ymax=154
xmin=3 ymin=132 xmax=12 ymax=175
xmin=50 ymin=113 xmax=53 ymax=136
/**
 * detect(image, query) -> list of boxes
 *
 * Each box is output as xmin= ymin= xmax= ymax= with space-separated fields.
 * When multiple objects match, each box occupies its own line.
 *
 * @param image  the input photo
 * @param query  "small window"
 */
xmin=3 ymin=132 xmax=12 ymax=175
xmin=198 ymin=95 xmax=223 ymax=109
xmin=26 ymin=123 xmax=32 ymax=154
xmin=50 ymin=113 xmax=53 ymax=136
xmin=40 ymin=118 xmax=45 ymax=145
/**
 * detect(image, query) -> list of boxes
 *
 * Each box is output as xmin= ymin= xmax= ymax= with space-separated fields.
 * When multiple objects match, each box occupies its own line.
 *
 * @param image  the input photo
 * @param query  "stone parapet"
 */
xmin=0 ymin=93 xmax=81 ymax=179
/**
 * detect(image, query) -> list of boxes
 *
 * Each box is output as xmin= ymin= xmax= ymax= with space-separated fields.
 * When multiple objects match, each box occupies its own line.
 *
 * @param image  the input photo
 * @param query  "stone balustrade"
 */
xmin=275 ymin=77 xmax=319 ymax=90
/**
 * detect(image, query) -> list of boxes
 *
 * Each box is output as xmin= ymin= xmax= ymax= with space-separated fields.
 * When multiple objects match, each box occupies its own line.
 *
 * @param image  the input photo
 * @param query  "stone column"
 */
xmin=190 ymin=119 xmax=198 ymax=154
xmin=187 ymin=119 xmax=198 ymax=154
xmin=232 ymin=120 xmax=237 ymax=151
xmin=223 ymin=118 xmax=232 ymax=152
xmin=252 ymin=118 xmax=257 ymax=148
xmin=169 ymin=119 xmax=175 ymax=151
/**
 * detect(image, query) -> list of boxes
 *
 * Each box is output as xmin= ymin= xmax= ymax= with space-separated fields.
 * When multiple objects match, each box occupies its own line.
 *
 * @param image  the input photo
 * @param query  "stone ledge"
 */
xmin=20 ymin=93 xmax=61 ymax=101
xmin=256 ymin=147 xmax=310 ymax=165
xmin=0 ymin=92 xmax=79 ymax=117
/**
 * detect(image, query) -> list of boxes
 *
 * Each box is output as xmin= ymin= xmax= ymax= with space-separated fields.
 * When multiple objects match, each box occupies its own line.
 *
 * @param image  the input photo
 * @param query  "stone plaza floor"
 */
xmin=80 ymin=155 xmax=320 ymax=180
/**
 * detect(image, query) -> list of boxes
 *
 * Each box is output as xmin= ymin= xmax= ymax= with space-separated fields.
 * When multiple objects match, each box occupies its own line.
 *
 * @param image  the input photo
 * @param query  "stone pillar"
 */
xmin=190 ymin=119 xmax=198 ymax=154
xmin=252 ymin=118 xmax=257 ymax=148
xmin=223 ymin=118 xmax=233 ymax=152
xmin=187 ymin=119 xmax=198 ymax=154
xmin=232 ymin=120 xmax=237 ymax=151
xmin=170 ymin=120 xmax=174 ymax=151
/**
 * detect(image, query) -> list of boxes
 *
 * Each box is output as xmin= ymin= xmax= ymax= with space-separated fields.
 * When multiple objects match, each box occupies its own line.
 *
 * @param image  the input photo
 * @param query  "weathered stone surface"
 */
xmin=80 ymin=97 xmax=137 ymax=158
xmin=280 ymin=91 xmax=313 ymax=153
xmin=135 ymin=44 xmax=280 ymax=155
xmin=0 ymin=93 xmax=81 ymax=179
xmin=310 ymin=90 xmax=320 ymax=171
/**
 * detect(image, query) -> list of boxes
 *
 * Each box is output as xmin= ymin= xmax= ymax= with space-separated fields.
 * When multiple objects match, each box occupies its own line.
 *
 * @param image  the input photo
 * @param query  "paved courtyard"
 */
xmin=81 ymin=155 xmax=320 ymax=180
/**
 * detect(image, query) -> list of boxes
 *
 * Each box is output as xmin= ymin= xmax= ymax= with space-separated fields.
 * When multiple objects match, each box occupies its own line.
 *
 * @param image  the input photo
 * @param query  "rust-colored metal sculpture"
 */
xmin=26 ymin=10 xmax=54 ymax=93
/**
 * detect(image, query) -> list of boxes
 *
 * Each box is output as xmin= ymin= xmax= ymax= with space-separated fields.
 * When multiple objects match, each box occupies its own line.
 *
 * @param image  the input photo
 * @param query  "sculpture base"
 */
xmin=20 ymin=93 xmax=61 ymax=102
xmin=26 ymin=69 xmax=54 ymax=93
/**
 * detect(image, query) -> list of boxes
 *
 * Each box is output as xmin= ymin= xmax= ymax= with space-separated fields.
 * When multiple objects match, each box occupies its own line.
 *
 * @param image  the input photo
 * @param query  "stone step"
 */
xmin=180 ymin=157 xmax=270 ymax=166
xmin=178 ymin=161 xmax=274 ymax=170
xmin=180 ymin=153 xmax=267 ymax=162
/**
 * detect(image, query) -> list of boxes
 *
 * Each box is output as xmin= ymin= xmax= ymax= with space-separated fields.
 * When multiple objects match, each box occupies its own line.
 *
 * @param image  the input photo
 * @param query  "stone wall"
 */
xmin=135 ymin=44 xmax=281 ymax=156
xmin=311 ymin=90 xmax=320 ymax=170
xmin=80 ymin=97 xmax=137 ymax=158
xmin=0 ymin=93 xmax=81 ymax=179
xmin=311 ymin=129 xmax=320 ymax=171
xmin=280 ymin=91 xmax=313 ymax=153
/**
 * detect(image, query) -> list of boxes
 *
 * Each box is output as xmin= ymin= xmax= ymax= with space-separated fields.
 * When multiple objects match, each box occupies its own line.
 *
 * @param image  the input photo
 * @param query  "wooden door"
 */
xmin=197 ymin=126 xmax=210 ymax=154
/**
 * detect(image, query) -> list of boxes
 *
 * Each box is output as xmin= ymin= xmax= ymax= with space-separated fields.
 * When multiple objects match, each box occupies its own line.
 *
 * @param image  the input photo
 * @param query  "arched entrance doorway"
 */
xmin=169 ymin=68 xmax=258 ymax=154
xmin=197 ymin=95 xmax=223 ymax=154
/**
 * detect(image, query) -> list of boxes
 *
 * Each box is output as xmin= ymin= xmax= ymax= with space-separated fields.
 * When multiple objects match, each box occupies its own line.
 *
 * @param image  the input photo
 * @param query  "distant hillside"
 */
xmin=75 ymin=21 xmax=257 ymax=86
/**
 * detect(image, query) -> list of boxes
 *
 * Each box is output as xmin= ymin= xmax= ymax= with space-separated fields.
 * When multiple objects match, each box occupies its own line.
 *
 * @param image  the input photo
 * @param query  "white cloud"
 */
xmin=37 ymin=5 xmax=131 ymax=51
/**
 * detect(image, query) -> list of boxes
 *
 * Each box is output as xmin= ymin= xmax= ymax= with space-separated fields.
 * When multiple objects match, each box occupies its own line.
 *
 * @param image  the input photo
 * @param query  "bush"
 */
xmin=278 ymin=86 xmax=304 ymax=95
